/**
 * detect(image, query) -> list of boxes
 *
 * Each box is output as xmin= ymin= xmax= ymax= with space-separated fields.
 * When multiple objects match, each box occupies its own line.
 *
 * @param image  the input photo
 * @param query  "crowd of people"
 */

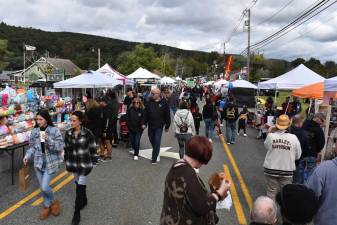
xmin=20 ymin=82 xmax=337 ymax=225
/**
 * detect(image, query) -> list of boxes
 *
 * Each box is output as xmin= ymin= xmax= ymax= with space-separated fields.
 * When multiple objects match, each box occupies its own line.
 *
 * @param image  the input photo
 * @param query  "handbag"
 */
xmin=19 ymin=165 xmax=30 ymax=192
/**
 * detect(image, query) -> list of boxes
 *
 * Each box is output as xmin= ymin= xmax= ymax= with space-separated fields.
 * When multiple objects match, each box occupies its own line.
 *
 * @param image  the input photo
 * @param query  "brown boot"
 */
xmin=39 ymin=207 xmax=50 ymax=220
xmin=50 ymin=200 xmax=61 ymax=216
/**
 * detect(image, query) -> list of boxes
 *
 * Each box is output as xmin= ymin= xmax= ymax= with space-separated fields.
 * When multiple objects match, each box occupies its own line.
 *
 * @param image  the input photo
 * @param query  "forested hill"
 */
xmin=1 ymin=22 xmax=336 ymax=81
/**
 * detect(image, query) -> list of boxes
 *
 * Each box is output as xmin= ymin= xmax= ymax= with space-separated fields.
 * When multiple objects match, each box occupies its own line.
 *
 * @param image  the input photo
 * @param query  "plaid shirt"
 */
xmin=64 ymin=127 xmax=96 ymax=176
xmin=25 ymin=126 xmax=65 ymax=174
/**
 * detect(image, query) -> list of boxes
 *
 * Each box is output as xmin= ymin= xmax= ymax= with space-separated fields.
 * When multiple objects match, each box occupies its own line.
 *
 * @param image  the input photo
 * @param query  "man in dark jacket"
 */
xmin=302 ymin=112 xmax=325 ymax=179
xmin=107 ymin=91 xmax=120 ymax=147
xmin=123 ymin=88 xmax=134 ymax=110
xmin=145 ymin=87 xmax=171 ymax=164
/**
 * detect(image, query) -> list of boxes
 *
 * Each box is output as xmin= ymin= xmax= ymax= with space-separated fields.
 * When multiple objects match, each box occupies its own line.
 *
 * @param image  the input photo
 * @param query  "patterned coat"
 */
xmin=24 ymin=126 xmax=65 ymax=174
xmin=64 ymin=127 xmax=96 ymax=176
xmin=160 ymin=161 xmax=218 ymax=225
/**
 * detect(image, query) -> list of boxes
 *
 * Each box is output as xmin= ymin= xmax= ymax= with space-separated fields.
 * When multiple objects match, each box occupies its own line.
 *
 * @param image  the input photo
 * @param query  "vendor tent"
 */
xmin=292 ymin=82 xmax=324 ymax=99
xmin=127 ymin=67 xmax=161 ymax=80
xmin=214 ymin=79 xmax=227 ymax=87
xmin=97 ymin=64 xmax=134 ymax=86
xmin=231 ymin=79 xmax=257 ymax=89
xmin=53 ymin=71 xmax=122 ymax=88
xmin=324 ymin=76 xmax=337 ymax=91
xmin=160 ymin=76 xmax=176 ymax=84
xmin=258 ymin=64 xmax=324 ymax=90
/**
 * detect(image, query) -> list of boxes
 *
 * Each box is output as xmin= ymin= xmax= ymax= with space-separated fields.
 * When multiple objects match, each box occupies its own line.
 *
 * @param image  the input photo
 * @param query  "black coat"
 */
xmin=145 ymin=98 xmax=171 ymax=129
xmin=202 ymin=104 xmax=217 ymax=120
xmin=126 ymin=107 xmax=146 ymax=132
xmin=85 ymin=106 xmax=103 ymax=139
xmin=302 ymin=119 xmax=325 ymax=157
xmin=289 ymin=125 xmax=309 ymax=159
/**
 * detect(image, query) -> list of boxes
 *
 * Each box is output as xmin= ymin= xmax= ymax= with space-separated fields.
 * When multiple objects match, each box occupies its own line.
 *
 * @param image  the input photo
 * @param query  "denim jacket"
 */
xmin=24 ymin=126 xmax=65 ymax=174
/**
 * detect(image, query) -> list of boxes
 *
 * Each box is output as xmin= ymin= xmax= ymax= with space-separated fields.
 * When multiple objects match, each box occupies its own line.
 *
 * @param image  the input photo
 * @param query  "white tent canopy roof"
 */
xmin=214 ymin=79 xmax=228 ymax=87
xmin=258 ymin=64 xmax=324 ymax=90
xmin=231 ymin=79 xmax=257 ymax=89
xmin=97 ymin=64 xmax=134 ymax=86
xmin=324 ymin=76 xmax=337 ymax=91
xmin=160 ymin=76 xmax=176 ymax=84
xmin=127 ymin=67 xmax=161 ymax=80
xmin=54 ymin=70 xmax=123 ymax=88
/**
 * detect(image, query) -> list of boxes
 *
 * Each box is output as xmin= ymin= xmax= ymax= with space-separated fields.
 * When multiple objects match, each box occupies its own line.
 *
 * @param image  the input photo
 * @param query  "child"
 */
xmin=237 ymin=105 xmax=248 ymax=137
xmin=192 ymin=107 xmax=203 ymax=135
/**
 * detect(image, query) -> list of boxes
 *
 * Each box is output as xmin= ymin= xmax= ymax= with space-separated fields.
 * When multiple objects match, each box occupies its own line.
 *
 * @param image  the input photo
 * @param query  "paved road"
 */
xmin=0 ymin=113 xmax=268 ymax=225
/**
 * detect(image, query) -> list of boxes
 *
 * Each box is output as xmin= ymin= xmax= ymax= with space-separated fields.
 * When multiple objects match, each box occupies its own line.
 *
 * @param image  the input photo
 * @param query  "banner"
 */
xmin=224 ymin=55 xmax=233 ymax=80
xmin=24 ymin=45 xmax=36 ymax=51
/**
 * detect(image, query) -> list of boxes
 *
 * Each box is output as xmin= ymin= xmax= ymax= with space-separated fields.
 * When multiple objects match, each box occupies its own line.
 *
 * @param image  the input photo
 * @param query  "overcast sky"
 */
xmin=1 ymin=0 xmax=337 ymax=61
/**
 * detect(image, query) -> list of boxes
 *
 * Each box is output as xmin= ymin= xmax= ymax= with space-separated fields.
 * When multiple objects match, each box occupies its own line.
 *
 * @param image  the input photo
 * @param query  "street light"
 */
xmin=91 ymin=48 xmax=101 ymax=69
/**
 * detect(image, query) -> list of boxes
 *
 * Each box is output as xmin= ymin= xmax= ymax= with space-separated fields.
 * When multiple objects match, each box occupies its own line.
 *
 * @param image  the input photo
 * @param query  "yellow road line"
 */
xmin=224 ymin=164 xmax=247 ymax=225
xmin=219 ymin=134 xmax=253 ymax=210
xmin=0 ymin=171 xmax=68 ymax=220
xmin=32 ymin=174 xmax=74 ymax=206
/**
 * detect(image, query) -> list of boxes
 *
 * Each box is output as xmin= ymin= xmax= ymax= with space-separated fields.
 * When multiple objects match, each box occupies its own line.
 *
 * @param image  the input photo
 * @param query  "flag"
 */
xmin=24 ymin=45 xmax=36 ymax=51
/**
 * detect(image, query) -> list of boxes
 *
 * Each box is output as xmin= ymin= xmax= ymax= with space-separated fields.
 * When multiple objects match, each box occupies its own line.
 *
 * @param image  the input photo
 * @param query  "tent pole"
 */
xmin=274 ymin=88 xmax=277 ymax=106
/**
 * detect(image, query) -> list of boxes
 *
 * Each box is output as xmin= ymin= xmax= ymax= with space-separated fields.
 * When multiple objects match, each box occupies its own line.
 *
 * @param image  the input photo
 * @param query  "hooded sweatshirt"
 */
xmin=174 ymin=109 xmax=195 ymax=135
xmin=263 ymin=130 xmax=302 ymax=177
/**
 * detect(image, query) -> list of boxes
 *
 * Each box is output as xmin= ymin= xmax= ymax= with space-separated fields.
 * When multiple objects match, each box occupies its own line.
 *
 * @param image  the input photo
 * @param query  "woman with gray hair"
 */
xmin=306 ymin=127 xmax=337 ymax=225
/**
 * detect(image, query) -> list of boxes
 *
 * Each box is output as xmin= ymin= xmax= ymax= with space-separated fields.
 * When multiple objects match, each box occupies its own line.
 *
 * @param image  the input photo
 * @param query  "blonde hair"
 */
xmin=131 ymin=97 xmax=145 ymax=110
xmin=85 ymin=99 xmax=99 ymax=111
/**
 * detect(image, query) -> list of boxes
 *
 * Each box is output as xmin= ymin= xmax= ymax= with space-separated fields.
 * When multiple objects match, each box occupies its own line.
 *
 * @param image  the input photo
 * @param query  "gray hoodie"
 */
xmin=174 ymin=109 xmax=195 ymax=135
xmin=306 ymin=158 xmax=337 ymax=225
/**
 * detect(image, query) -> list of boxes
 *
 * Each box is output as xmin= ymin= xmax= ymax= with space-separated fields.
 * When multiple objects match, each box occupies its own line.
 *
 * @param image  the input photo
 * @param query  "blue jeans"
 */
xmin=226 ymin=121 xmax=236 ymax=143
xmin=130 ymin=131 xmax=143 ymax=156
xmin=170 ymin=107 xmax=177 ymax=116
xmin=74 ymin=173 xmax=88 ymax=185
xmin=204 ymin=118 xmax=215 ymax=139
xmin=34 ymin=168 xmax=55 ymax=207
xmin=148 ymin=127 xmax=163 ymax=162
xmin=293 ymin=157 xmax=317 ymax=184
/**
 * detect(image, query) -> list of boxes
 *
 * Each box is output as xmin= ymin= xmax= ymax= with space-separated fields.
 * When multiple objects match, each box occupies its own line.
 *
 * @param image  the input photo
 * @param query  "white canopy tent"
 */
xmin=127 ymin=67 xmax=161 ymax=80
xmin=97 ymin=64 xmax=134 ymax=86
xmin=213 ymin=79 xmax=228 ymax=87
xmin=258 ymin=64 xmax=324 ymax=90
xmin=231 ymin=79 xmax=257 ymax=89
xmin=160 ymin=76 xmax=176 ymax=85
xmin=324 ymin=76 xmax=337 ymax=91
xmin=54 ymin=71 xmax=122 ymax=88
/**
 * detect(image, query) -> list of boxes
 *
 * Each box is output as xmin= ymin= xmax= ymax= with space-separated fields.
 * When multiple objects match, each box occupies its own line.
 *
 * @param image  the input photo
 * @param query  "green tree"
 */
xmin=305 ymin=58 xmax=326 ymax=76
xmin=291 ymin=58 xmax=305 ymax=68
xmin=0 ymin=39 xmax=11 ymax=69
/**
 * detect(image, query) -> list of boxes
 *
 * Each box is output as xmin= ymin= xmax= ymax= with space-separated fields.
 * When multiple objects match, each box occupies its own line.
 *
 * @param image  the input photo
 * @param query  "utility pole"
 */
xmin=98 ymin=48 xmax=101 ymax=69
xmin=246 ymin=8 xmax=251 ymax=81
xmin=223 ymin=42 xmax=226 ymax=79
xmin=23 ymin=43 xmax=26 ymax=84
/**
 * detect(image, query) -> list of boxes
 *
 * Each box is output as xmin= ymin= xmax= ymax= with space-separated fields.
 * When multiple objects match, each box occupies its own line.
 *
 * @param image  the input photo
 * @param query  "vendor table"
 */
xmin=1 ymin=142 xmax=29 ymax=185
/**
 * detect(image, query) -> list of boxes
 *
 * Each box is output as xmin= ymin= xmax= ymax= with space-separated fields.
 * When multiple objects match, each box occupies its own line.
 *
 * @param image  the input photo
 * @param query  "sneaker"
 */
xmin=231 ymin=141 xmax=235 ymax=144
xmin=133 ymin=156 xmax=139 ymax=161
xmin=237 ymin=132 xmax=240 ymax=136
xmin=227 ymin=142 xmax=231 ymax=145
xmin=208 ymin=138 xmax=213 ymax=143
xmin=243 ymin=133 xmax=247 ymax=137
xmin=112 ymin=143 xmax=118 ymax=147
xmin=157 ymin=156 xmax=160 ymax=162
xmin=220 ymin=123 xmax=223 ymax=127
xmin=151 ymin=160 xmax=157 ymax=165
xmin=104 ymin=156 xmax=112 ymax=161
xmin=98 ymin=156 xmax=105 ymax=163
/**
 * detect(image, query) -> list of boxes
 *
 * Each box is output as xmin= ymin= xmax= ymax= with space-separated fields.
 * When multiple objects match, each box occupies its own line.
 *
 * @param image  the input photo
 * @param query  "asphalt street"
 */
xmin=0 ymin=111 xmax=268 ymax=225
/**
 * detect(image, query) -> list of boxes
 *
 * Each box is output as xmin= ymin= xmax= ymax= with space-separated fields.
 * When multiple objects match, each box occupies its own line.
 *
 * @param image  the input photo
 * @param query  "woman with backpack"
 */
xmin=174 ymin=101 xmax=195 ymax=159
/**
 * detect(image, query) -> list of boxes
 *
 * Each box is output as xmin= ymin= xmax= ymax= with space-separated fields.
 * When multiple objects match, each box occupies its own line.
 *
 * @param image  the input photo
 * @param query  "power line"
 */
xmin=241 ymin=0 xmax=331 ymax=54
xmin=252 ymin=0 xmax=295 ymax=28
xmin=251 ymin=0 xmax=337 ymax=52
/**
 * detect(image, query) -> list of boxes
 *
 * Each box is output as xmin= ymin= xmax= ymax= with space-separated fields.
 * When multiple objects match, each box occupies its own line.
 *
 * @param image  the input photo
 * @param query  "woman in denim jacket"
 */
xmin=24 ymin=109 xmax=65 ymax=220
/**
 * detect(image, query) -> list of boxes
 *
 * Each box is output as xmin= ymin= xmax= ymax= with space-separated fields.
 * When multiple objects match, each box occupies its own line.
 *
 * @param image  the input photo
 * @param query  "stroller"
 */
xmin=119 ymin=114 xmax=130 ymax=148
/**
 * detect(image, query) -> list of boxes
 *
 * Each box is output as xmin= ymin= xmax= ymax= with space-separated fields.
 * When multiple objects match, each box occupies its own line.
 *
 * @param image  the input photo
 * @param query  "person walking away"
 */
xmin=126 ymin=97 xmax=146 ymax=160
xmin=23 ymin=109 xmax=64 ymax=220
xmin=64 ymin=111 xmax=96 ymax=225
xmin=84 ymin=92 xmax=102 ymax=165
xmin=302 ymin=112 xmax=325 ymax=175
xmin=98 ymin=97 xmax=113 ymax=161
xmin=123 ymin=88 xmax=134 ymax=110
xmin=202 ymin=98 xmax=218 ymax=141
xmin=289 ymin=115 xmax=310 ymax=184
xmin=306 ymin=127 xmax=337 ymax=225
xmin=263 ymin=114 xmax=302 ymax=199
xmin=238 ymin=105 xmax=248 ymax=137
xmin=106 ymin=90 xmax=120 ymax=147
xmin=168 ymin=89 xmax=179 ymax=116
xmin=145 ymin=87 xmax=171 ymax=164
xmin=160 ymin=136 xmax=231 ymax=225
xmin=217 ymin=97 xmax=226 ymax=126
xmin=174 ymin=101 xmax=195 ymax=158
xmin=224 ymin=99 xmax=239 ymax=144
xmin=192 ymin=106 xmax=203 ymax=135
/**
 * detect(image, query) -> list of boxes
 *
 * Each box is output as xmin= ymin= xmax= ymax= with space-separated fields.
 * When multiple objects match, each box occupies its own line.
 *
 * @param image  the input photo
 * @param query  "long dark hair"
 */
xmin=36 ymin=109 xmax=54 ymax=127
xmin=72 ymin=111 xmax=87 ymax=126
